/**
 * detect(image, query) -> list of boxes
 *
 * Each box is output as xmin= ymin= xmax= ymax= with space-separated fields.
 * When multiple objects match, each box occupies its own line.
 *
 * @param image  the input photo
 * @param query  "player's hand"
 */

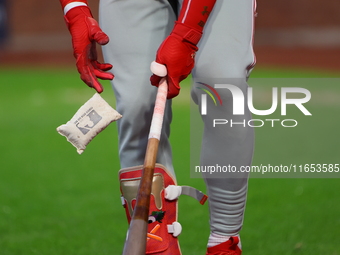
xmin=150 ymin=23 xmax=201 ymax=99
xmin=65 ymin=6 xmax=114 ymax=93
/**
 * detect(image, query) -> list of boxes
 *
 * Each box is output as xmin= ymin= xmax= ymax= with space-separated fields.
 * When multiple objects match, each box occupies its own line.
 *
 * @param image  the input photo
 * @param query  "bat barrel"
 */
xmin=122 ymin=218 xmax=148 ymax=255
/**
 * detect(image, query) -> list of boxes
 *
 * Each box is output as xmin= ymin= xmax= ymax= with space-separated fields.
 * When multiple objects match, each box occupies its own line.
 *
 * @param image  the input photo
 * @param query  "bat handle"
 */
xmin=148 ymin=78 xmax=168 ymax=140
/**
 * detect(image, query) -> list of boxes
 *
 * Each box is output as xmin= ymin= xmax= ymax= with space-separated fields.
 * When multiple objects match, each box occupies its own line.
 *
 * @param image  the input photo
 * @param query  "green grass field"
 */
xmin=0 ymin=66 xmax=339 ymax=254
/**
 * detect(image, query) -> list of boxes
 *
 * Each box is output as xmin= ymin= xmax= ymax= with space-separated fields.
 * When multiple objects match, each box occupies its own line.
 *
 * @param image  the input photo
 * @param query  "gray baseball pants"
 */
xmin=99 ymin=0 xmax=256 ymax=236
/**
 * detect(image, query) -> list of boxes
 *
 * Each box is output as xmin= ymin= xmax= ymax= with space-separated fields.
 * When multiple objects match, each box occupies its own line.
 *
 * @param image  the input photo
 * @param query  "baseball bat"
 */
xmin=122 ymin=78 xmax=168 ymax=255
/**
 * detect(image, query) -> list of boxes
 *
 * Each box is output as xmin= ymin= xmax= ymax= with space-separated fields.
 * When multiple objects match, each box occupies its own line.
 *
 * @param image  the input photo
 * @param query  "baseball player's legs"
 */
xmin=191 ymin=0 xmax=256 ymax=239
xmin=98 ymin=0 xmax=177 ymax=175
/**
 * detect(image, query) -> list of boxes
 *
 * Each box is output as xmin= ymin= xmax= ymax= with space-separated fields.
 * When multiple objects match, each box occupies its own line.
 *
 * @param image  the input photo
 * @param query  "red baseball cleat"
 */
xmin=206 ymin=236 xmax=242 ymax=255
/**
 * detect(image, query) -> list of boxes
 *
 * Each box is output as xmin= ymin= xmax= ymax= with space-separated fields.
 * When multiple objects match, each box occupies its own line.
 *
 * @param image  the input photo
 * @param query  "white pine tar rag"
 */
xmin=57 ymin=93 xmax=122 ymax=154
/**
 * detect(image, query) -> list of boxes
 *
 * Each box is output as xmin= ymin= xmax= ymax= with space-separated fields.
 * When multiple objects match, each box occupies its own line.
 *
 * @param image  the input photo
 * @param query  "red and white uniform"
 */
xmin=60 ymin=0 xmax=257 ymax=253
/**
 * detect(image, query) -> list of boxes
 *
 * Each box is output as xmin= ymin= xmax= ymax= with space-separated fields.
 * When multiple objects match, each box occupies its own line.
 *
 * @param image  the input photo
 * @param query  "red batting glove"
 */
xmin=150 ymin=0 xmax=216 ymax=99
xmin=150 ymin=22 xmax=200 ymax=99
xmin=64 ymin=6 xmax=114 ymax=93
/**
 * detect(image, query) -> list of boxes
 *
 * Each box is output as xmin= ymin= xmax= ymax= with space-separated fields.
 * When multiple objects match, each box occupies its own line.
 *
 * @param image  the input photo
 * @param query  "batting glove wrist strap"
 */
xmin=63 ymin=2 xmax=87 ymax=15
xmin=171 ymin=22 xmax=202 ymax=46
xmin=60 ymin=0 xmax=88 ymax=14
xmin=63 ymin=5 xmax=93 ymax=29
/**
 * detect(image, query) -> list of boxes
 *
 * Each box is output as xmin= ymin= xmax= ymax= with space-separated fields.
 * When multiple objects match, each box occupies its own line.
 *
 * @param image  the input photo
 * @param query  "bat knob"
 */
xmin=150 ymin=61 xmax=167 ymax=77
